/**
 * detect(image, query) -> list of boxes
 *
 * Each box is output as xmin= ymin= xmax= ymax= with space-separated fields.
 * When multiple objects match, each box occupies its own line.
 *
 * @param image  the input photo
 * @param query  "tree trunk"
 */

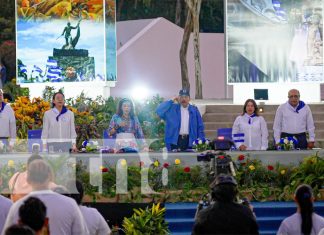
xmin=175 ymin=0 xmax=182 ymax=26
xmin=185 ymin=0 xmax=202 ymax=99
xmin=179 ymin=7 xmax=193 ymax=90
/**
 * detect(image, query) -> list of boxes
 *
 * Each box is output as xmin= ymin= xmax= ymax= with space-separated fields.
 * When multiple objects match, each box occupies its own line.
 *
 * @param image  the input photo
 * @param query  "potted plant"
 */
xmin=122 ymin=203 xmax=169 ymax=234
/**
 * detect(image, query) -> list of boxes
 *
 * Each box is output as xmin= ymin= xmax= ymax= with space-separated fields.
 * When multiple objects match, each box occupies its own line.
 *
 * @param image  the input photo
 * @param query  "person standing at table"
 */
xmin=41 ymin=91 xmax=78 ymax=152
xmin=0 ymin=89 xmax=16 ymax=151
xmin=156 ymin=89 xmax=205 ymax=151
xmin=232 ymin=99 xmax=268 ymax=150
xmin=273 ymin=89 xmax=315 ymax=149
xmin=108 ymin=98 xmax=148 ymax=151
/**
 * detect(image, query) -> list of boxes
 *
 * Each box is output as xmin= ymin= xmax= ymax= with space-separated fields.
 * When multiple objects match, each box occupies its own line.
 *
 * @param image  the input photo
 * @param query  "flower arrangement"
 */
xmin=81 ymin=140 xmax=99 ymax=152
xmin=192 ymin=138 xmax=211 ymax=152
xmin=279 ymin=137 xmax=298 ymax=150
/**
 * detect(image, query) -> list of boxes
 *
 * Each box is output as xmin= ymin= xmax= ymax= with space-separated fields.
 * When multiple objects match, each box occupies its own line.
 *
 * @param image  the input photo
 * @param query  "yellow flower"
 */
xmin=280 ymin=169 xmax=286 ymax=175
xmin=7 ymin=160 xmax=15 ymax=168
xmin=120 ymin=159 xmax=127 ymax=167
xmin=249 ymin=165 xmax=255 ymax=171
xmin=153 ymin=160 xmax=159 ymax=167
xmin=99 ymin=165 xmax=104 ymax=170
xmin=174 ymin=159 xmax=181 ymax=165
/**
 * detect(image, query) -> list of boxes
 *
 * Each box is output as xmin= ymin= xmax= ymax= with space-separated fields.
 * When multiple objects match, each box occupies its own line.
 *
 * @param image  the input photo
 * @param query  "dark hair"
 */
xmin=66 ymin=180 xmax=84 ymax=205
xmin=242 ymin=99 xmax=259 ymax=116
xmin=211 ymin=184 xmax=238 ymax=202
xmin=295 ymin=184 xmax=314 ymax=235
xmin=27 ymin=154 xmax=43 ymax=166
xmin=5 ymin=225 xmax=35 ymax=235
xmin=19 ymin=197 xmax=47 ymax=232
xmin=52 ymin=91 xmax=65 ymax=108
xmin=116 ymin=98 xmax=135 ymax=118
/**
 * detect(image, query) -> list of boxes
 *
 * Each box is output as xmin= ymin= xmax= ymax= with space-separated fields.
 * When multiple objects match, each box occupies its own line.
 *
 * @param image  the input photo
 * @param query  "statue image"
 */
xmin=60 ymin=19 xmax=82 ymax=50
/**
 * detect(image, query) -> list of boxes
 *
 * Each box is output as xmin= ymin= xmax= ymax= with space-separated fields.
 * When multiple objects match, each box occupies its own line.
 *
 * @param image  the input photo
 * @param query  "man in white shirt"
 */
xmin=2 ymin=159 xmax=89 ymax=235
xmin=0 ymin=89 xmax=16 ymax=151
xmin=273 ymin=89 xmax=315 ymax=149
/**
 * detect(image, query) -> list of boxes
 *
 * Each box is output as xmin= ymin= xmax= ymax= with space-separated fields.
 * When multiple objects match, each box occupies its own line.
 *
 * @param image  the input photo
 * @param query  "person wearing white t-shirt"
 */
xmin=277 ymin=184 xmax=324 ymax=235
xmin=66 ymin=180 xmax=111 ymax=235
xmin=41 ymin=91 xmax=77 ymax=152
xmin=0 ymin=195 xmax=12 ymax=233
xmin=232 ymin=99 xmax=268 ymax=150
xmin=0 ymin=89 xmax=16 ymax=151
xmin=2 ymin=159 xmax=89 ymax=235
xmin=273 ymin=89 xmax=315 ymax=149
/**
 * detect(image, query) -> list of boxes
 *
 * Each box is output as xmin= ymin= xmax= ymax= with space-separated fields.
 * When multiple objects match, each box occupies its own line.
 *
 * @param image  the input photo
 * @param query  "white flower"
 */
xmin=205 ymin=140 xmax=209 ymax=145
xmin=289 ymin=140 xmax=293 ymax=145
xmin=81 ymin=148 xmax=86 ymax=152
xmin=192 ymin=141 xmax=196 ymax=146
xmin=92 ymin=141 xmax=99 ymax=146
xmin=284 ymin=138 xmax=289 ymax=144
xmin=198 ymin=140 xmax=202 ymax=145
xmin=0 ymin=142 xmax=4 ymax=150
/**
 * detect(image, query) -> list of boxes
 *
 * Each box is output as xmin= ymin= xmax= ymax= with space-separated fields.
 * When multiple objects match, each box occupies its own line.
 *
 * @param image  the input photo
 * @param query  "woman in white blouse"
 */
xmin=232 ymin=99 xmax=268 ymax=150
xmin=41 ymin=92 xmax=77 ymax=152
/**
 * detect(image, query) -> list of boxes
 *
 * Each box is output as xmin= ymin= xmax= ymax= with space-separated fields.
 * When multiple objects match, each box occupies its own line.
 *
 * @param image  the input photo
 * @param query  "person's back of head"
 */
xmin=5 ymin=224 xmax=35 ymax=235
xmin=19 ymin=197 xmax=47 ymax=233
xmin=27 ymin=154 xmax=43 ymax=167
xmin=27 ymin=159 xmax=53 ymax=187
xmin=295 ymin=184 xmax=314 ymax=235
xmin=210 ymin=174 xmax=238 ymax=203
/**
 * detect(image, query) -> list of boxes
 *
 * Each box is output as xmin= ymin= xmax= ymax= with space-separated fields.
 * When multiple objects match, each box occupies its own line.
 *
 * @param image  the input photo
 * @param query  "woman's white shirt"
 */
xmin=232 ymin=113 xmax=268 ymax=150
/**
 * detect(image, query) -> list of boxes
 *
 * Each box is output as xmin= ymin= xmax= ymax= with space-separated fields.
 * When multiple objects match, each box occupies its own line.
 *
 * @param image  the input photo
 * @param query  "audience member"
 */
xmin=4 ymin=225 xmax=35 ymax=235
xmin=2 ymin=159 xmax=88 ymax=235
xmin=0 ymin=195 xmax=12 ymax=233
xmin=66 ymin=180 xmax=111 ymax=235
xmin=8 ymin=154 xmax=56 ymax=202
xmin=277 ymin=184 xmax=324 ymax=235
xmin=156 ymin=89 xmax=205 ymax=151
xmin=232 ymin=99 xmax=268 ymax=150
xmin=273 ymin=89 xmax=315 ymax=149
xmin=192 ymin=174 xmax=259 ymax=235
xmin=18 ymin=197 xmax=48 ymax=235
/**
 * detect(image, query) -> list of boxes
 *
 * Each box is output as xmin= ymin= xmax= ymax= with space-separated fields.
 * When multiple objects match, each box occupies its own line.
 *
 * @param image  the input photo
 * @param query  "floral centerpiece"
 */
xmin=279 ymin=137 xmax=298 ymax=150
xmin=192 ymin=138 xmax=211 ymax=152
xmin=81 ymin=140 xmax=99 ymax=152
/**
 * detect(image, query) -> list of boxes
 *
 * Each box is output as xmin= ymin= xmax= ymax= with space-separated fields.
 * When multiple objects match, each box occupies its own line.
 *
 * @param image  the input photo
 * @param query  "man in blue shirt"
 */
xmin=156 ymin=89 xmax=205 ymax=151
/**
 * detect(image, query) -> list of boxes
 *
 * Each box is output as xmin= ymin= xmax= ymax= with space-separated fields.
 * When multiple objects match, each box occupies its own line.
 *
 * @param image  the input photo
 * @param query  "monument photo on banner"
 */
xmin=226 ymin=0 xmax=323 ymax=83
xmin=16 ymin=0 xmax=109 ymax=83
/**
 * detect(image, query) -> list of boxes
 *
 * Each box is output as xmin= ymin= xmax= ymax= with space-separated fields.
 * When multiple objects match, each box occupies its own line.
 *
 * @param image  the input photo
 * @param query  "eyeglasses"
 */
xmin=288 ymin=95 xmax=299 ymax=99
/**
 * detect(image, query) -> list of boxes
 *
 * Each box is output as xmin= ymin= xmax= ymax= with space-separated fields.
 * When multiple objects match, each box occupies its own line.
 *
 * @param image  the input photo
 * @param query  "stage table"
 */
xmin=0 ymin=149 xmax=323 ymax=167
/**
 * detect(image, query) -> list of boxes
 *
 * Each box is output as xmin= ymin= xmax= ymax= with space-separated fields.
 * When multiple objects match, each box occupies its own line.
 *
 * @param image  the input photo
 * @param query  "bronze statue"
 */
xmin=60 ymin=19 xmax=82 ymax=50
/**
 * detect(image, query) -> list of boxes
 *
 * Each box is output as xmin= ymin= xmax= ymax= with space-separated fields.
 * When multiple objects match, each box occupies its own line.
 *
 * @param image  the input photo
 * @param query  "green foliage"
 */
xmin=2 ymin=79 xmax=29 ymax=100
xmin=135 ymin=95 xmax=165 ymax=150
xmin=42 ymin=86 xmax=64 ymax=103
xmin=117 ymin=0 xmax=224 ymax=33
xmin=122 ymin=203 xmax=169 ymax=235
xmin=290 ymin=153 xmax=324 ymax=192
